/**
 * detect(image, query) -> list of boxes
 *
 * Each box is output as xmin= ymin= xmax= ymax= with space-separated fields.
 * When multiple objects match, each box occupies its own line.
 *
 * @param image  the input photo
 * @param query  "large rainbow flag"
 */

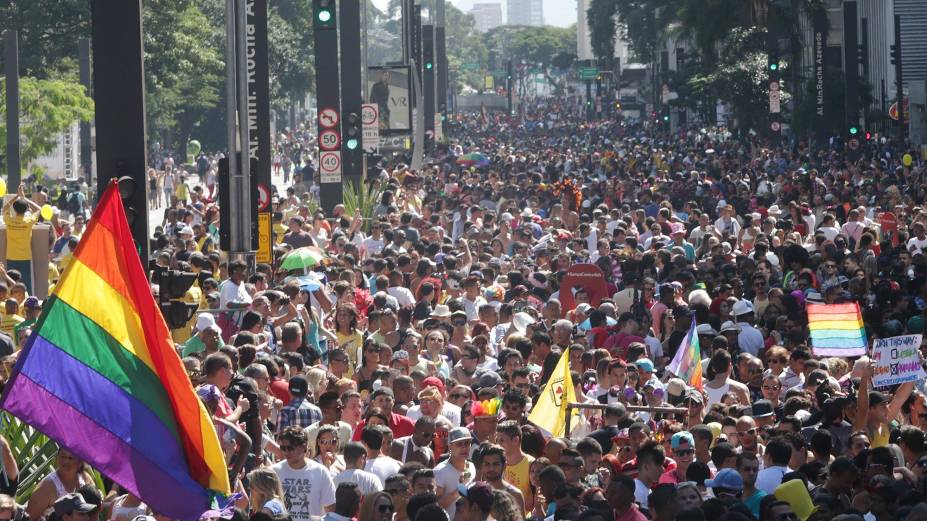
xmin=0 ymin=181 xmax=230 ymax=520
xmin=807 ymin=302 xmax=867 ymax=357
xmin=666 ymin=318 xmax=703 ymax=390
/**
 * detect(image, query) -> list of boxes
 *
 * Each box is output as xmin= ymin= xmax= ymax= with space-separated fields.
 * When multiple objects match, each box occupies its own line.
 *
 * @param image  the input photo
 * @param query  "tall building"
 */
xmin=470 ymin=3 xmax=504 ymax=32
xmin=576 ymin=0 xmax=629 ymax=64
xmin=506 ymin=0 xmax=543 ymax=27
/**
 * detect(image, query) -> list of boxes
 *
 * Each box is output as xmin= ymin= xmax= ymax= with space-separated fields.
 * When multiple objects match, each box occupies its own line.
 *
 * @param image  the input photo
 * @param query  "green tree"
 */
xmin=587 ymin=0 xmax=618 ymax=62
xmin=142 ymin=0 xmax=224 ymax=152
xmin=269 ymin=0 xmax=315 ymax=113
xmin=0 ymin=0 xmax=90 ymax=78
xmin=0 ymin=77 xmax=94 ymax=172
xmin=687 ymin=27 xmax=788 ymax=134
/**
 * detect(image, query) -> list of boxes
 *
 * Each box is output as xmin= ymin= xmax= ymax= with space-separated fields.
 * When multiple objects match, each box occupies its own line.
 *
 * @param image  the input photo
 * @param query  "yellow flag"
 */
xmin=527 ymin=349 xmax=576 ymax=438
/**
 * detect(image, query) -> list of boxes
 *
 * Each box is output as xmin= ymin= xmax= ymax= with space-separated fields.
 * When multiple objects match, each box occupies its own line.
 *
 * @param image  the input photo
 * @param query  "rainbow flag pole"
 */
xmin=0 ymin=181 xmax=230 ymax=520
xmin=807 ymin=302 xmax=867 ymax=357
xmin=667 ymin=318 xmax=703 ymax=391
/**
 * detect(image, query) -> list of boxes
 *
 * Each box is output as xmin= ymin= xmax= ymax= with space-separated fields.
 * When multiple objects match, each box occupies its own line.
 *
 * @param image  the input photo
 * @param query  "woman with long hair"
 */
xmin=311 ymin=425 xmax=345 ymax=476
xmin=354 ymin=339 xmax=388 ymax=394
xmin=333 ymin=305 xmax=364 ymax=377
xmin=492 ymin=490 xmax=524 ymax=521
xmin=247 ymin=468 xmax=286 ymax=517
xmin=25 ymin=449 xmax=95 ymax=521
xmin=357 ymin=491 xmax=394 ymax=521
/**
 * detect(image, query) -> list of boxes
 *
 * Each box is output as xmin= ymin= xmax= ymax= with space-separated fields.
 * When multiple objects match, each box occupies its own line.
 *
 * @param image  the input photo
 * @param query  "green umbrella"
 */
xmin=280 ymin=246 xmax=327 ymax=271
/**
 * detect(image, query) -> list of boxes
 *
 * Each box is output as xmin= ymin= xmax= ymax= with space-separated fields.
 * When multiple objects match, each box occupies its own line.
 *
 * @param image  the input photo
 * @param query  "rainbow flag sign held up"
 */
xmin=667 ymin=318 xmax=703 ymax=391
xmin=807 ymin=302 xmax=867 ymax=357
xmin=0 ymin=181 xmax=230 ymax=520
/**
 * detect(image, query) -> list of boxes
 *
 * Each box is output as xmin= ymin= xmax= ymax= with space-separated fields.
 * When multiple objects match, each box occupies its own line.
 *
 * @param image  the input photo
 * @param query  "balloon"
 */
xmin=0 ymin=178 xmax=6 ymax=197
xmin=187 ymin=140 xmax=202 ymax=157
xmin=903 ymin=153 xmax=913 ymax=167
xmin=40 ymin=204 xmax=54 ymax=221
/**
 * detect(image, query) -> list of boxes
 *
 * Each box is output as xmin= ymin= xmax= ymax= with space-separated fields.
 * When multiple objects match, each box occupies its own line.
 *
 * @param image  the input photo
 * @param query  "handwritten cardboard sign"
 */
xmin=872 ymin=334 xmax=926 ymax=388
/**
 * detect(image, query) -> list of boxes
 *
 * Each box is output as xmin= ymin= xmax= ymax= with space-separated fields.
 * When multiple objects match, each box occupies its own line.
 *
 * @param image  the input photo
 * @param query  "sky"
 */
xmin=370 ymin=0 xmax=577 ymax=28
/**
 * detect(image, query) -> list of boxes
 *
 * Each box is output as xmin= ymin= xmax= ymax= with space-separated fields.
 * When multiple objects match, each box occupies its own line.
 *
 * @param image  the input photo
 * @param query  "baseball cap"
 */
xmin=448 ymin=426 xmax=472 ymax=444
xmin=705 ymin=468 xmax=744 ymax=491
xmin=54 ymin=493 xmax=96 ymax=516
xmin=23 ymin=296 xmax=41 ymax=310
xmin=288 ymin=375 xmax=309 ymax=396
xmin=671 ymin=431 xmax=695 ymax=450
xmin=752 ymin=399 xmax=775 ymax=418
xmin=195 ymin=313 xmax=218 ymax=333
xmin=732 ymin=299 xmax=754 ymax=317
xmin=458 ymin=482 xmax=494 ymax=512
xmin=634 ymin=358 xmax=655 ymax=373
xmin=476 ymin=371 xmax=503 ymax=389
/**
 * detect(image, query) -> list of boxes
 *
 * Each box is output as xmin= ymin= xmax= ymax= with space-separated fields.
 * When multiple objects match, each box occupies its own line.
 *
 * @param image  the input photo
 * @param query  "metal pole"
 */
xmin=78 ymin=38 xmax=93 ymax=184
xmin=236 ymin=0 xmax=252 ymax=254
xmin=225 ymin=0 xmax=240 ymax=251
xmin=5 ymin=30 xmax=20 ymax=192
xmin=894 ymin=14 xmax=904 ymax=142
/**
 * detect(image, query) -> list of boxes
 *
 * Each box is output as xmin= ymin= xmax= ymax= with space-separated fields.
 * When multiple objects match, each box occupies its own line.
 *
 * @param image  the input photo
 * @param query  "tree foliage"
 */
xmin=0 ymin=0 xmax=90 ymax=78
xmin=587 ymin=0 xmax=618 ymax=61
xmin=0 ymin=77 xmax=94 ymax=172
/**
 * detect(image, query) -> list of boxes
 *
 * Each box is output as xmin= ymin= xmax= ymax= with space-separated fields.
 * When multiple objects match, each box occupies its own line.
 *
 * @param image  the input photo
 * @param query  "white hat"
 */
xmin=575 ymin=303 xmax=592 ymax=315
xmin=431 ymin=304 xmax=452 ymax=318
xmin=179 ymin=225 xmax=194 ymax=236
xmin=732 ymin=299 xmax=754 ymax=317
xmin=195 ymin=313 xmax=217 ymax=332
xmin=767 ymin=204 xmax=783 ymax=217
xmin=511 ymin=312 xmax=536 ymax=333
xmin=719 ymin=321 xmax=741 ymax=333
xmin=521 ymin=208 xmax=533 ymax=218
xmin=696 ymin=324 xmax=719 ymax=336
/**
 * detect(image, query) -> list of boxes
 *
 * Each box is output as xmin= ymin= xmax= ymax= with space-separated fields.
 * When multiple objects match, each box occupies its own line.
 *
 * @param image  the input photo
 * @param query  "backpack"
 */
xmin=68 ymin=192 xmax=83 ymax=216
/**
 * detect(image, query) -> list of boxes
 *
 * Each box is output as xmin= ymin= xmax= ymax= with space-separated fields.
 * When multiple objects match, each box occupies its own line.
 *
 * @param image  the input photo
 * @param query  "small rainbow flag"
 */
xmin=0 ymin=181 xmax=230 ymax=520
xmin=667 ymin=318 xmax=703 ymax=391
xmin=807 ymin=302 xmax=867 ymax=357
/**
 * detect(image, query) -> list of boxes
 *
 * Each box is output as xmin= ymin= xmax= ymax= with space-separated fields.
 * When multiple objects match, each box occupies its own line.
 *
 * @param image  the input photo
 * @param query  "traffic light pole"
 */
xmin=843 ymin=1 xmax=860 ymax=142
xmin=893 ymin=14 xmax=904 ymax=142
xmin=339 ymin=0 xmax=364 ymax=186
xmin=4 ymin=30 xmax=20 ymax=192
xmin=313 ymin=0 xmax=343 ymax=213
xmin=91 ymin=0 xmax=150 ymax=263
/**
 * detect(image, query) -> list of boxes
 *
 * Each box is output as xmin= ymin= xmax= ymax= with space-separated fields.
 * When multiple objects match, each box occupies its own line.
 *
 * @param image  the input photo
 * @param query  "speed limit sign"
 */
xmin=319 ymin=129 xmax=341 ymax=151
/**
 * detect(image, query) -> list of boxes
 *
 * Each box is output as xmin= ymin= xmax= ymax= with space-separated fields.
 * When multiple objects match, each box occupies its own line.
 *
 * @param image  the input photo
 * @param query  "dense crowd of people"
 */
xmin=3 ymin=95 xmax=927 ymax=521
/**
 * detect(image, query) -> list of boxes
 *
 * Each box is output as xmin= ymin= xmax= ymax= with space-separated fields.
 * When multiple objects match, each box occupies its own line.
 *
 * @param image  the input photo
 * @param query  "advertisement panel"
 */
xmin=367 ymin=65 xmax=413 ymax=134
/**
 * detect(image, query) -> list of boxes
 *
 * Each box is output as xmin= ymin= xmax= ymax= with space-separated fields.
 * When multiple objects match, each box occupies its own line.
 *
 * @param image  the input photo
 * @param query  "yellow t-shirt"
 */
xmin=336 ymin=330 xmax=364 ymax=378
xmin=5 ymin=213 xmax=37 ymax=261
xmin=870 ymin=423 xmax=891 ymax=448
xmin=170 ymin=286 xmax=203 ymax=344
xmin=504 ymin=453 xmax=534 ymax=513
xmin=0 ymin=314 xmax=25 ymax=340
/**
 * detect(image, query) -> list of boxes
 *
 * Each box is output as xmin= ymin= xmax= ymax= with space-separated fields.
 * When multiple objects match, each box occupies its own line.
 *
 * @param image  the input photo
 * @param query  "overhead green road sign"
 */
xmin=579 ymin=66 xmax=599 ymax=80
xmin=461 ymin=62 xmax=479 ymax=70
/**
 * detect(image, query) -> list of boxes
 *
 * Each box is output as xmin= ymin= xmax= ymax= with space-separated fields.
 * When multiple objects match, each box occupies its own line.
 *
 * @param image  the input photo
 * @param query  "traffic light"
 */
xmin=344 ymin=112 xmax=360 ymax=151
xmin=865 ymin=131 xmax=872 ymax=140
xmin=158 ymin=270 xmax=198 ymax=329
xmin=890 ymin=44 xmax=900 ymax=65
xmin=768 ymin=61 xmax=779 ymax=72
xmin=116 ymin=174 xmax=138 ymax=228
xmin=849 ymin=125 xmax=859 ymax=136
xmin=314 ymin=0 xmax=335 ymax=29
xmin=614 ymin=101 xmax=622 ymax=110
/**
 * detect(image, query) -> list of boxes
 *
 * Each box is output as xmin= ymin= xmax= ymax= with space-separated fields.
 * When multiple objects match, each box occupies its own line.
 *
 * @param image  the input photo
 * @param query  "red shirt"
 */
xmin=351 ymin=413 xmax=416 ymax=441
xmin=615 ymin=504 xmax=648 ymax=521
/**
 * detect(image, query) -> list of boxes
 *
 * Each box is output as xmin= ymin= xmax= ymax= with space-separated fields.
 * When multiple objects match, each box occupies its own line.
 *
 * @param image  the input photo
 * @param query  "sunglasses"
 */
xmin=386 ymin=488 xmax=406 ymax=495
xmin=763 ymin=385 xmax=781 ymax=391
xmin=674 ymin=449 xmax=694 ymax=457
xmin=279 ymin=445 xmax=303 ymax=452
xmin=377 ymin=505 xmax=395 ymax=514
xmin=449 ymin=393 xmax=469 ymax=400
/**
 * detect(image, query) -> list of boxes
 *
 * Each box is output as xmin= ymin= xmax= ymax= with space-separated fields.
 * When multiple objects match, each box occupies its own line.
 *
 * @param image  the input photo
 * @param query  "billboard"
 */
xmin=367 ymin=65 xmax=413 ymax=134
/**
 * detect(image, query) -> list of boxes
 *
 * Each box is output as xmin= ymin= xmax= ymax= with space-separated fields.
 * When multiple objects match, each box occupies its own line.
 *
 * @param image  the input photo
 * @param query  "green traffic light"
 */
xmin=769 ymin=62 xmax=779 ymax=71
xmin=318 ymin=9 xmax=332 ymax=22
xmin=849 ymin=127 xmax=859 ymax=135
xmin=346 ymin=138 xmax=359 ymax=150
xmin=663 ymin=115 xmax=669 ymax=121
xmin=425 ymin=62 xmax=434 ymax=70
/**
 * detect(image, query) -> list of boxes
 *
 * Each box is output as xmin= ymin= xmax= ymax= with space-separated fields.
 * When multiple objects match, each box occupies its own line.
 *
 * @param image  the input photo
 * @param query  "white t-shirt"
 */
xmin=387 ymin=286 xmax=416 ymax=308
xmin=634 ymin=478 xmax=650 ymax=508
xmin=364 ymin=455 xmax=401 ymax=484
xmin=406 ymin=402 xmax=462 ymax=427
xmin=272 ymin=459 xmax=336 ymax=521
xmin=334 ymin=468 xmax=383 ymax=495
xmin=362 ymin=237 xmax=385 ymax=256
xmin=435 ymin=459 xmax=475 ymax=520
xmin=219 ymin=279 xmax=252 ymax=308
xmin=908 ymin=236 xmax=927 ymax=254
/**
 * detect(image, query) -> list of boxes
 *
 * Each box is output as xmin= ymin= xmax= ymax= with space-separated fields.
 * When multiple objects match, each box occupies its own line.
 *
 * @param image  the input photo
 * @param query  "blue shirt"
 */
xmin=276 ymin=398 xmax=322 ymax=435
